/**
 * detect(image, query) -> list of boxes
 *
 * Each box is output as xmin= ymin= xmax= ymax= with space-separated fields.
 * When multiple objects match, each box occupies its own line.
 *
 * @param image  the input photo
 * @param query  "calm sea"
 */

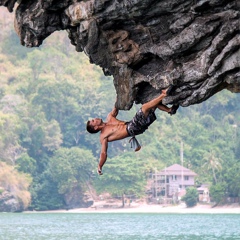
xmin=0 ymin=213 xmax=240 ymax=240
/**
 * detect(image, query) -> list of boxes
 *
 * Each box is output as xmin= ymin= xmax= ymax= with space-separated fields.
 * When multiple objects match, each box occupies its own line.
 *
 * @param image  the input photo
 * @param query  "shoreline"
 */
xmin=24 ymin=203 xmax=240 ymax=214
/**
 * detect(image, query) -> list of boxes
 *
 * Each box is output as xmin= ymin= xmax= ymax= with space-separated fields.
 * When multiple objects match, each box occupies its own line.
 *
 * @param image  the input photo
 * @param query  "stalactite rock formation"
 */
xmin=1 ymin=0 xmax=239 ymax=109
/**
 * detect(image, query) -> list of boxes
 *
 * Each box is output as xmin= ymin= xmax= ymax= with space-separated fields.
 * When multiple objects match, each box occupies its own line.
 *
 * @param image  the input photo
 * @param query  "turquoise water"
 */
xmin=0 ymin=213 xmax=240 ymax=240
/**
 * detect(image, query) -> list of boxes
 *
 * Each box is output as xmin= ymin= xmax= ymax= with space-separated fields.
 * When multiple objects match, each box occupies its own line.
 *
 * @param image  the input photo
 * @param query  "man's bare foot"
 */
xmin=168 ymin=104 xmax=179 ymax=115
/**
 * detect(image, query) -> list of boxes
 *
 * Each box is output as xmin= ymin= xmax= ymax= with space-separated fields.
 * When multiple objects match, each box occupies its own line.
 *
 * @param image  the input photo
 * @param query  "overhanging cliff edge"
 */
xmin=1 ymin=0 xmax=239 ymax=109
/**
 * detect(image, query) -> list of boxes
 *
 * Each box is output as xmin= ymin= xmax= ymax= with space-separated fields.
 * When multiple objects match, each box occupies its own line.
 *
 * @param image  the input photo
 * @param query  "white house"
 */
xmin=151 ymin=164 xmax=197 ymax=198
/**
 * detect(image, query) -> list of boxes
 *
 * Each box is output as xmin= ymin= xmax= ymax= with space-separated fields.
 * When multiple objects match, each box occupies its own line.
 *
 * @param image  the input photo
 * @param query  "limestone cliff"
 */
xmin=0 ymin=189 xmax=25 ymax=212
xmin=1 ymin=0 xmax=239 ymax=109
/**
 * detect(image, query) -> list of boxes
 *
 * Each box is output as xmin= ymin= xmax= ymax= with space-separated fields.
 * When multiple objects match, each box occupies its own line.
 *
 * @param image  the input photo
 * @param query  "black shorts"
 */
xmin=126 ymin=109 xmax=156 ymax=136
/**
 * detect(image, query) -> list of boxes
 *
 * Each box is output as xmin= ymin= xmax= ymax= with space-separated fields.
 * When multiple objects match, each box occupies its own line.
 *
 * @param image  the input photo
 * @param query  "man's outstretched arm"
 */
xmin=110 ymin=106 xmax=119 ymax=117
xmin=98 ymin=138 xmax=108 ymax=175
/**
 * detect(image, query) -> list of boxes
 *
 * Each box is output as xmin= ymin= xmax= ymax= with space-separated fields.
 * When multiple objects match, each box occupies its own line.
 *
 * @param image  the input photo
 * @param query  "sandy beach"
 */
xmin=69 ymin=204 xmax=240 ymax=214
xmin=26 ymin=202 xmax=240 ymax=214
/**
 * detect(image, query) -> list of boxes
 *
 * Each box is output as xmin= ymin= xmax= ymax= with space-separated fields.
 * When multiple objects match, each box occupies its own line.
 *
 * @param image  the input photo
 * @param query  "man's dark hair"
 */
xmin=86 ymin=120 xmax=100 ymax=134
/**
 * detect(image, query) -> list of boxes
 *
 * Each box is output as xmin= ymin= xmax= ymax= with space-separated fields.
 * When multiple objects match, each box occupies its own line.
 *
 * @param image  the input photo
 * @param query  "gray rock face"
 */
xmin=1 ymin=0 xmax=239 ymax=109
xmin=0 ymin=190 xmax=24 ymax=212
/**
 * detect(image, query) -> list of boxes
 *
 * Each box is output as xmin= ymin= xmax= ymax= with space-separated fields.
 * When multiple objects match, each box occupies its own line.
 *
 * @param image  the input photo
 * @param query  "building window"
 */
xmin=184 ymin=176 xmax=189 ymax=180
xmin=172 ymin=175 xmax=177 ymax=180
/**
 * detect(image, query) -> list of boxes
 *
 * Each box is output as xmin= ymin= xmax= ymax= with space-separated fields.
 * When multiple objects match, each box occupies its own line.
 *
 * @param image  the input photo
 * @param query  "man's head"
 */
xmin=86 ymin=118 xmax=103 ymax=134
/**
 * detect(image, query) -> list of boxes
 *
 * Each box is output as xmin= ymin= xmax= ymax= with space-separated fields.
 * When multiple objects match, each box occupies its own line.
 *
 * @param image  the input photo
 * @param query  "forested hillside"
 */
xmin=0 ymin=9 xmax=239 ymax=211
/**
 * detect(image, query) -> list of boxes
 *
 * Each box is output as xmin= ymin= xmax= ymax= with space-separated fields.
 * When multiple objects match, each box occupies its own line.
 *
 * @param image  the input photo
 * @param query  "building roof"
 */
xmin=158 ymin=164 xmax=197 ymax=176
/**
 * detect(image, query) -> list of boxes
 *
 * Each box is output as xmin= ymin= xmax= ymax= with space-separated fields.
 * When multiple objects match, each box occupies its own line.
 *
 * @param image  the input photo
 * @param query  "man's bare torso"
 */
xmin=100 ymin=118 xmax=129 ymax=143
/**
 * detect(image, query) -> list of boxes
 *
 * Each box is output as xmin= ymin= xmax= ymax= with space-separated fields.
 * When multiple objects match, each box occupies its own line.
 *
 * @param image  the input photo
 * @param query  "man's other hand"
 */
xmin=97 ymin=167 xmax=103 ymax=175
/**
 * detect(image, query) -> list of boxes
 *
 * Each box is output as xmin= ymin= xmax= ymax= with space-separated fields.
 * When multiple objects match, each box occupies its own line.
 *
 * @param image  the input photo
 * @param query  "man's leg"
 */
xmin=157 ymin=102 xmax=179 ymax=115
xmin=157 ymin=103 xmax=171 ymax=113
xmin=141 ymin=88 xmax=169 ymax=117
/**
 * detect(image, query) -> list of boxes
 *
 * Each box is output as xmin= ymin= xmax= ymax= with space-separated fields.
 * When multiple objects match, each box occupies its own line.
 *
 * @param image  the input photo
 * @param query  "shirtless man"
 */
xmin=86 ymin=87 xmax=179 ymax=175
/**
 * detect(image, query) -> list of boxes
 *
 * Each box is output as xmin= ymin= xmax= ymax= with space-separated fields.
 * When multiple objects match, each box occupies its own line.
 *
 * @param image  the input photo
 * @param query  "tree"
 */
xmin=17 ymin=103 xmax=62 ymax=161
xmin=202 ymin=150 xmax=223 ymax=184
xmin=0 ymin=111 xmax=23 ymax=165
xmin=27 ymin=49 xmax=46 ymax=80
xmin=30 ymin=147 xmax=95 ymax=210
xmin=182 ymin=187 xmax=198 ymax=208
xmin=48 ymin=147 xmax=95 ymax=195
xmin=42 ymin=120 xmax=62 ymax=151
xmin=224 ymin=163 xmax=240 ymax=198
xmin=94 ymin=153 xmax=147 ymax=207
xmin=210 ymin=182 xmax=227 ymax=206
xmin=234 ymin=131 xmax=240 ymax=159
xmin=31 ymin=79 xmax=103 ymax=148
xmin=29 ymin=170 xmax=65 ymax=211
xmin=16 ymin=153 xmax=36 ymax=176
xmin=2 ymin=30 xmax=33 ymax=61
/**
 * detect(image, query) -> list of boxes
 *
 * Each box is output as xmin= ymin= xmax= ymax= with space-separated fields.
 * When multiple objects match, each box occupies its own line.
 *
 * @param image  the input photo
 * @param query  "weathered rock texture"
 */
xmin=0 ymin=189 xmax=25 ymax=212
xmin=1 ymin=0 xmax=239 ymax=109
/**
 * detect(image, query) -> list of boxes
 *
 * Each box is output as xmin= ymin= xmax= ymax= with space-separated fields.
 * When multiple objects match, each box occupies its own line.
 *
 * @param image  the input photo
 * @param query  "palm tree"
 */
xmin=202 ymin=150 xmax=223 ymax=184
